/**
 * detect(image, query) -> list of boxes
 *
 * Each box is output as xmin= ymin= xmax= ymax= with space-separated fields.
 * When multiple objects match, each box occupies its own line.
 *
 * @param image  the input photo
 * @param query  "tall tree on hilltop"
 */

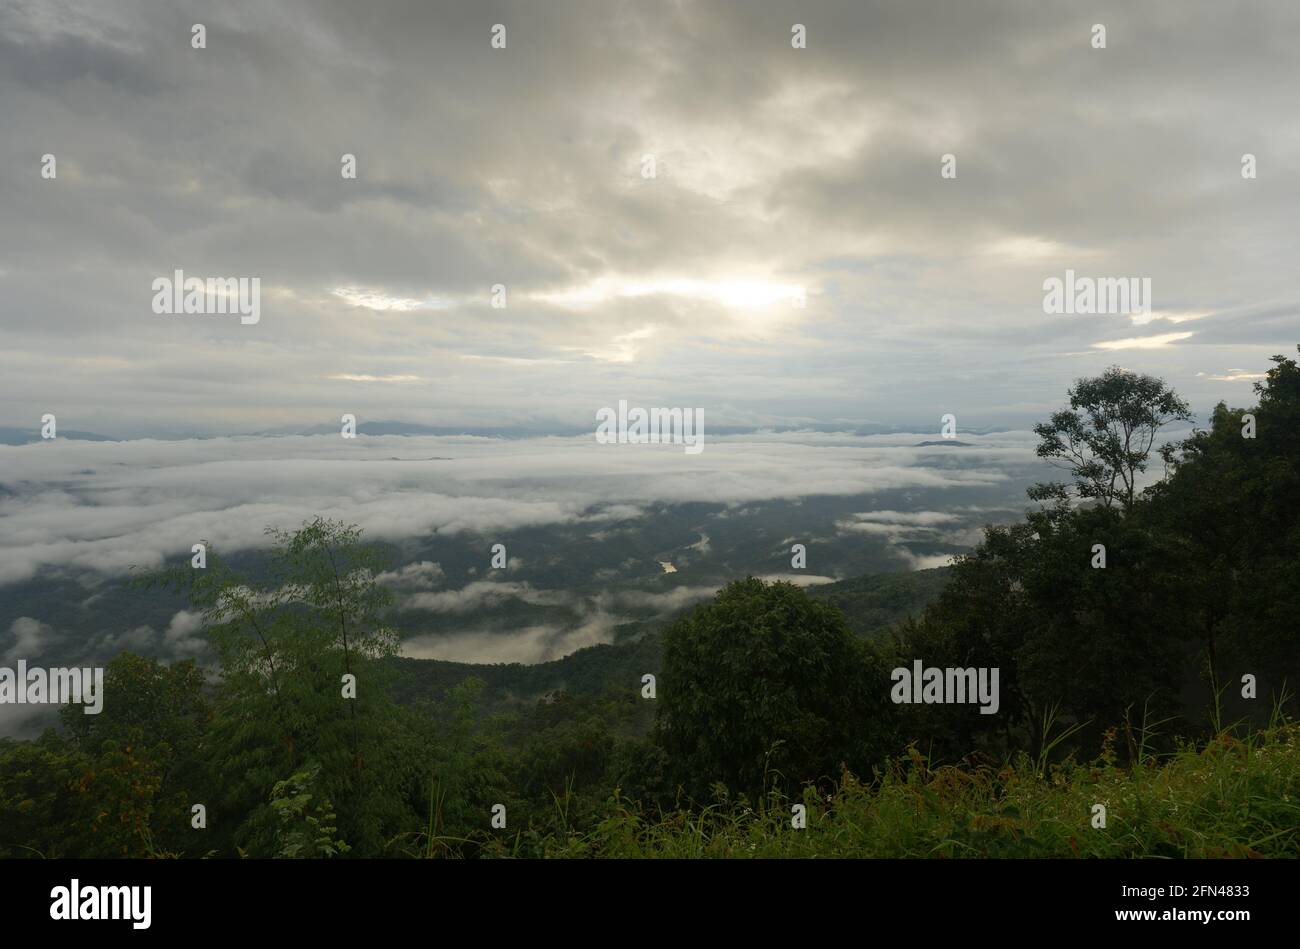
xmin=1029 ymin=365 xmax=1192 ymax=512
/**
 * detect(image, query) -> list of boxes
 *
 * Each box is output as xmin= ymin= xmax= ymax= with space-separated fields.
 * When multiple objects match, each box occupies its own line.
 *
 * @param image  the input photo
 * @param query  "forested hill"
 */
xmin=388 ymin=568 xmax=949 ymax=710
xmin=806 ymin=567 xmax=949 ymax=636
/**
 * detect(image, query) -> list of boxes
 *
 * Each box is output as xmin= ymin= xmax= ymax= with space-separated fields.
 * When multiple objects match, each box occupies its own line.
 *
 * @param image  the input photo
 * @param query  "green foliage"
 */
xmin=607 ymin=737 xmax=671 ymax=811
xmin=0 ymin=655 xmax=214 ymax=858
xmin=1030 ymin=365 xmax=1192 ymax=511
xmin=657 ymin=577 xmax=897 ymax=800
xmin=269 ymin=763 xmax=350 ymax=858
xmin=0 ymin=732 xmax=89 ymax=858
xmin=535 ymin=719 xmax=1300 ymax=858
xmin=897 ymin=352 xmax=1299 ymax=762
xmin=58 ymin=653 xmax=211 ymax=857
xmin=136 ymin=516 xmax=423 ymax=857
xmin=1146 ymin=347 xmax=1300 ymax=692
xmin=807 ymin=567 xmax=949 ymax=637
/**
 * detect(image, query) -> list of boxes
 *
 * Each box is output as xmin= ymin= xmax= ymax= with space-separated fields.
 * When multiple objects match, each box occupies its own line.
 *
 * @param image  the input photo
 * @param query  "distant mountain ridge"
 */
xmin=0 ymin=420 xmax=1016 ymax=443
xmin=0 ymin=427 xmax=115 ymax=445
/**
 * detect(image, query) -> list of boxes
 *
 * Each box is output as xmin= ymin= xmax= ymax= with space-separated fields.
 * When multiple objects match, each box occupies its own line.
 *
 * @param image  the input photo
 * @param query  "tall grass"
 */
xmin=481 ymin=717 xmax=1299 ymax=858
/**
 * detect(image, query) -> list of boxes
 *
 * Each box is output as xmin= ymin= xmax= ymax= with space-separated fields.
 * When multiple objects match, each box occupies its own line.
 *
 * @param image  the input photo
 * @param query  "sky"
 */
xmin=2 ymin=0 xmax=1298 ymax=438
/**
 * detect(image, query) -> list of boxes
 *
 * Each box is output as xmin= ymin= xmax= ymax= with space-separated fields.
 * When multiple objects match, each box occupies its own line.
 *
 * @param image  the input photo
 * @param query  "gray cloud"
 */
xmin=4 ymin=616 xmax=51 ymax=663
xmin=375 ymin=560 xmax=445 ymax=589
xmin=401 ymin=612 xmax=624 ymax=665
xmin=404 ymin=580 xmax=572 ymax=614
xmin=1 ymin=1 xmax=1296 ymax=439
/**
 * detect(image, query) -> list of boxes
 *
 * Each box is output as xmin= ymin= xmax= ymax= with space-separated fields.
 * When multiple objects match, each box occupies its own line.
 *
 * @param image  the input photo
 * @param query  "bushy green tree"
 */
xmin=0 ymin=733 xmax=89 ymax=858
xmin=887 ymin=522 xmax=1040 ymax=760
xmin=657 ymin=577 xmax=897 ymax=799
xmin=1145 ymin=348 xmax=1300 ymax=700
xmin=1013 ymin=504 xmax=1188 ymax=743
xmin=57 ymin=653 xmax=211 ymax=856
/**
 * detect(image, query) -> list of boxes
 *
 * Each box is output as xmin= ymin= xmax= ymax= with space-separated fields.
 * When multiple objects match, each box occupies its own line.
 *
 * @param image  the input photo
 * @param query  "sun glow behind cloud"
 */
xmin=1092 ymin=332 xmax=1195 ymax=351
xmin=980 ymin=235 xmax=1077 ymax=261
xmin=332 ymin=287 xmax=456 ymax=311
xmin=1197 ymin=369 xmax=1267 ymax=382
xmin=530 ymin=276 xmax=806 ymax=309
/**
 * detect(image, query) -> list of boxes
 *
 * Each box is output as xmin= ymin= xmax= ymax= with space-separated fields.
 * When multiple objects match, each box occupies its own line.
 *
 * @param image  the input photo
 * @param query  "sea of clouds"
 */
xmin=0 ymin=429 xmax=1041 ymax=587
xmin=0 ymin=428 xmax=1047 ymax=735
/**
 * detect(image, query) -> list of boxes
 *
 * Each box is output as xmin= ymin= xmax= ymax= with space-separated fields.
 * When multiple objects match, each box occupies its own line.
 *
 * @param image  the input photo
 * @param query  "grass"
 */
xmin=482 ymin=718 xmax=1300 ymax=858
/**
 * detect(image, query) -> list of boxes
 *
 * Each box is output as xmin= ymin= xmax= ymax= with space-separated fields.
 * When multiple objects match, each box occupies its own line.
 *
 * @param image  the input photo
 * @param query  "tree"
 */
xmin=892 ymin=522 xmax=1041 ymax=760
xmin=656 ymin=578 xmax=896 ymax=800
xmin=142 ymin=517 xmax=421 ymax=856
xmin=0 ymin=733 xmax=89 ymax=858
xmin=1144 ymin=347 xmax=1300 ymax=702
xmin=1013 ymin=504 xmax=1189 ymax=748
xmin=1029 ymin=366 xmax=1192 ymax=511
xmin=59 ymin=654 xmax=212 ymax=857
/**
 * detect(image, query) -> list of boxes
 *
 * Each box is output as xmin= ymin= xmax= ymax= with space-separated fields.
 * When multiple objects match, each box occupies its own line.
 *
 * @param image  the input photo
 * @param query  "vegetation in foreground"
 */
xmin=502 ymin=718 xmax=1300 ymax=858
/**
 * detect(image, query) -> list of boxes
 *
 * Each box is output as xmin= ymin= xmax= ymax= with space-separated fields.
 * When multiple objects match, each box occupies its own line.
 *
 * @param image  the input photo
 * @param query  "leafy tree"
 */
xmin=57 ymin=653 xmax=211 ymax=856
xmin=1145 ymin=347 xmax=1300 ymax=699
xmin=1014 ymin=505 xmax=1188 ymax=744
xmin=900 ymin=365 xmax=1211 ymax=760
xmin=412 ymin=677 xmax=514 ymax=856
xmin=657 ymin=578 xmax=897 ymax=800
xmin=1029 ymin=365 xmax=1192 ymax=511
xmin=0 ymin=733 xmax=89 ymax=858
xmin=891 ymin=522 xmax=1040 ymax=759
xmin=607 ymin=737 xmax=671 ymax=811
xmin=143 ymin=517 xmax=421 ymax=856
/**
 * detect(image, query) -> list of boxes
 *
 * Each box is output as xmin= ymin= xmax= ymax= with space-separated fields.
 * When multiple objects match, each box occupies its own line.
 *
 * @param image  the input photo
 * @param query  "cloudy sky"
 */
xmin=3 ymin=0 xmax=1298 ymax=438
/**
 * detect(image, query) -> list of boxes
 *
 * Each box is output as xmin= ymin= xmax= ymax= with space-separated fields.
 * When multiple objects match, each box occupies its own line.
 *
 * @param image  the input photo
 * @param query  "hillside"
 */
xmin=807 ymin=567 xmax=949 ymax=637
xmin=388 ymin=621 xmax=661 ymax=710
xmin=389 ymin=568 xmax=950 ymax=709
